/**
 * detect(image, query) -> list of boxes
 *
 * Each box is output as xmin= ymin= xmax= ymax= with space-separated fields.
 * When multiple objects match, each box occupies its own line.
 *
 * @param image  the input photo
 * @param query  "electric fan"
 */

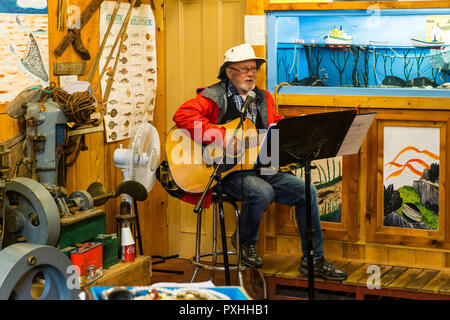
xmin=113 ymin=122 xmax=160 ymax=254
xmin=114 ymin=123 xmax=183 ymax=274
xmin=113 ymin=122 xmax=160 ymax=192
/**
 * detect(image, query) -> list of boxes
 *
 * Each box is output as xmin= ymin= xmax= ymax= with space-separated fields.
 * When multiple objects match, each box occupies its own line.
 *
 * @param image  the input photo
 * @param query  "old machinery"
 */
xmin=1 ymin=177 xmax=60 ymax=249
xmin=0 ymin=83 xmax=100 ymax=299
xmin=0 ymin=243 xmax=79 ymax=300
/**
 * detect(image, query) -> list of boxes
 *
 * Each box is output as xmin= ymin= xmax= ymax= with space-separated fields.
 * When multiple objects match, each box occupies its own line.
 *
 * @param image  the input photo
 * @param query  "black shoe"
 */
xmin=299 ymin=256 xmax=348 ymax=281
xmin=231 ymin=231 xmax=263 ymax=268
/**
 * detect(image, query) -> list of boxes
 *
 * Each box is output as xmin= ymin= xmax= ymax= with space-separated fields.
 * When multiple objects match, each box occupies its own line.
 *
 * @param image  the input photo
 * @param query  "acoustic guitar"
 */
xmin=166 ymin=118 xmax=265 ymax=193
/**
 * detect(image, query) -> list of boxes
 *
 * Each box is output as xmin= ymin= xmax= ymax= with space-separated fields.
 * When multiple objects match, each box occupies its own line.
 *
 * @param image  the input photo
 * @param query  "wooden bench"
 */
xmin=261 ymin=255 xmax=450 ymax=300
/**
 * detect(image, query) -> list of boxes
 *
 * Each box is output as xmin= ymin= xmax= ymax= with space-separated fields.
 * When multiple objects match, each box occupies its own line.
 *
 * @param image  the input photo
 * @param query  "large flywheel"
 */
xmin=0 ymin=243 xmax=80 ymax=300
xmin=1 ymin=177 xmax=60 ymax=249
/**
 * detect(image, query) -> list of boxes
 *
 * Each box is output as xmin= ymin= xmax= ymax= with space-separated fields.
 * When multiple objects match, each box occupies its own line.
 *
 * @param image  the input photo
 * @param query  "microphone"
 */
xmin=240 ymin=90 xmax=256 ymax=115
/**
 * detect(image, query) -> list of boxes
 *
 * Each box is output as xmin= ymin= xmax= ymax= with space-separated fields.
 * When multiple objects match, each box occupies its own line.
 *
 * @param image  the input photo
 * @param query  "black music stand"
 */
xmin=258 ymin=109 xmax=359 ymax=300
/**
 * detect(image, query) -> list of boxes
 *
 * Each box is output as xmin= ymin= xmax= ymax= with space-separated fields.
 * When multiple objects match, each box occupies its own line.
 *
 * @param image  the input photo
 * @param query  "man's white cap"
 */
xmin=217 ymin=43 xmax=266 ymax=79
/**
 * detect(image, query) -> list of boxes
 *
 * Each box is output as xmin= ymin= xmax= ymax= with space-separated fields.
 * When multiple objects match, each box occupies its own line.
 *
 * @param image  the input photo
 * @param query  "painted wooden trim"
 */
xmin=264 ymin=0 xmax=450 ymax=11
xmin=275 ymin=93 xmax=450 ymax=110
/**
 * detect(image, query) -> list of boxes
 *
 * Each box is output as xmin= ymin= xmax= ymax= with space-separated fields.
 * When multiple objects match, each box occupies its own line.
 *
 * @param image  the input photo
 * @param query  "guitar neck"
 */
xmin=243 ymin=132 xmax=265 ymax=149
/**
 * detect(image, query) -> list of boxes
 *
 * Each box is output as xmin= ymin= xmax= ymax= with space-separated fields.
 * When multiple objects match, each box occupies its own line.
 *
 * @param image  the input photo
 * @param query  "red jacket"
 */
xmin=171 ymin=81 xmax=283 ymax=208
xmin=173 ymin=83 xmax=283 ymax=145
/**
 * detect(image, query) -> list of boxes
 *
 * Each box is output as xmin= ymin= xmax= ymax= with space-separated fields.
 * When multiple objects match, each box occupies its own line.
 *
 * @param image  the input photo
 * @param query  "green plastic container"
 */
xmin=94 ymin=234 xmax=119 ymax=269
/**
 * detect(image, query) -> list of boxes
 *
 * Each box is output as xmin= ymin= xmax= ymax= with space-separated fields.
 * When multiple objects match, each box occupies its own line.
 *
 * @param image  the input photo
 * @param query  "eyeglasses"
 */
xmin=228 ymin=66 xmax=259 ymax=74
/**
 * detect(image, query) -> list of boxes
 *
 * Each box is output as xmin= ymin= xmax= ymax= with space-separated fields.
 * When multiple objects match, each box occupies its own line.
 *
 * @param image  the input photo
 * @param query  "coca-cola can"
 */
xmin=122 ymin=244 xmax=135 ymax=262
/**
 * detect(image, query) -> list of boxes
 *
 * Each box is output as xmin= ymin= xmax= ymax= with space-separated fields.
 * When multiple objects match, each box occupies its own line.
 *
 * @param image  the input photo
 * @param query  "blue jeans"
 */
xmin=221 ymin=170 xmax=324 ymax=259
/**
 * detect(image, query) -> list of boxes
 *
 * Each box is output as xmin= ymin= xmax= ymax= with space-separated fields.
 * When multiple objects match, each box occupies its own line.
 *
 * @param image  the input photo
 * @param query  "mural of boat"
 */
xmin=411 ymin=36 xmax=446 ymax=49
xmin=401 ymin=202 xmax=423 ymax=223
xmin=368 ymin=40 xmax=391 ymax=47
xmin=324 ymin=26 xmax=353 ymax=47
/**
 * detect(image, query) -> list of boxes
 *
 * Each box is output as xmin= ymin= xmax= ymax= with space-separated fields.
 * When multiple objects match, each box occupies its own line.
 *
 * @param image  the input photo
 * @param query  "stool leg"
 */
xmin=217 ymin=200 xmax=230 ymax=285
xmin=232 ymin=202 xmax=244 ymax=287
xmin=210 ymin=202 xmax=218 ymax=282
xmin=191 ymin=210 xmax=202 ymax=283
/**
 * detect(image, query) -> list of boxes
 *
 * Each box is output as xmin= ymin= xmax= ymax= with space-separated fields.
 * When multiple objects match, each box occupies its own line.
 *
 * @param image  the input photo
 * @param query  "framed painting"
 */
xmin=366 ymin=115 xmax=447 ymax=248
xmin=383 ymin=126 xmax=440 ymax=231
xmin=295 ymin=157 xmax=344 ymax=223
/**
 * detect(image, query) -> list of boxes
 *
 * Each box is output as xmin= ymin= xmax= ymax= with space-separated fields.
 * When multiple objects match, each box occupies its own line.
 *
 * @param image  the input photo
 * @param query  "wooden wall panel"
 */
xmin=50 ymin=0 xmax=167 ymax=256
xmin=0 ymin=115 xmax=20 ymax=142
xmin=165 ymin=0 xmax=245 ymax=258
xmin=266 ymin=99 xmax=450 ymax=269
xmin=264 ymin=0 xmax=450 ymax=11
xmin=0 ymin=0 xmax=167 ymax=256
xmin=247 ymin=0 xmax=450 ymax=270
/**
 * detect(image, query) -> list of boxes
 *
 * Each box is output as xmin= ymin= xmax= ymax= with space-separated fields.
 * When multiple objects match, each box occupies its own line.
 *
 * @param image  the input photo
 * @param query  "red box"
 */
xmin=70 ymin=242 xmax=103 ymax=287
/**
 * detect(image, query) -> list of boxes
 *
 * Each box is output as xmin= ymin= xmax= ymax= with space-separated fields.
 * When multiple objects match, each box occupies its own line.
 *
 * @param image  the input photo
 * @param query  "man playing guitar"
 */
xmin=170 ymin=43 xmax=347 ymax=281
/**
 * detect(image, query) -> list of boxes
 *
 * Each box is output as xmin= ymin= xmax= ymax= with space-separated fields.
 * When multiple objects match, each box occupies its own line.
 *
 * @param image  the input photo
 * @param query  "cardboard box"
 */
xmin=70 ymin=242 xmax=103 ymax=287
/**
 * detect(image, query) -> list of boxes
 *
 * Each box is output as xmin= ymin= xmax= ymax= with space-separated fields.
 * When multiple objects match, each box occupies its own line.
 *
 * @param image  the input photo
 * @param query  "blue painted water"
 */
xmin=267 ymin=9 xmax=450 ymax=92
xmin=277 ymin=42 xmax=450 ymax=88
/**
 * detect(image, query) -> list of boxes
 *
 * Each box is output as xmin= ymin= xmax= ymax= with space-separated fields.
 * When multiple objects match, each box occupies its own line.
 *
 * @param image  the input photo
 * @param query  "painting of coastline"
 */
xmin=296 ymin=156 xmax=343 ymax=223
xmin=0 ymin=0 xmax=48 ymax=103
xmin=383 ymin=126 xmax=440 ymax=230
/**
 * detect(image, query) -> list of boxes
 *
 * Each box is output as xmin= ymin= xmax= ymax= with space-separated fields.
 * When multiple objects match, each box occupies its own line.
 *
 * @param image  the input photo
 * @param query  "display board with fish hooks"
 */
xmin=99 ymin=1 xmax=156 ymax=142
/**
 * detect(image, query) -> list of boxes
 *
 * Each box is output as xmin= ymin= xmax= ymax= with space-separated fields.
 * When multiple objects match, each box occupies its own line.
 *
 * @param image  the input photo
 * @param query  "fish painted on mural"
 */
xmin=15 ymin=16 xmax=48 ymax=81
xmin=0 ymin=15 xmax=48 ymax=82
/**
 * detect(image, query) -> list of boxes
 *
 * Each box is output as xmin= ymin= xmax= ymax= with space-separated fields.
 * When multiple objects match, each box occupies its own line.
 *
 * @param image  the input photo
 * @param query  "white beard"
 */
xmin=237 ymin=81 xmax=255 ymax=94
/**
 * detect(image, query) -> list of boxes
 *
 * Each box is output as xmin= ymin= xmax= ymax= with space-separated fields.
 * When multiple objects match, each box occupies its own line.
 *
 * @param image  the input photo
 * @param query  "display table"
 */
xmin=87 ymin=255 xmax=152 ymax=287
xmin=89 ymin=285 xmax=251 ymax=300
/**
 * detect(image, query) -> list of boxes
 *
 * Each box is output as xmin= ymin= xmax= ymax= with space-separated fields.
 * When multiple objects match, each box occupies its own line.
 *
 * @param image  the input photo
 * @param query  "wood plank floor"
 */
xmin=261 ymin=255 xmax=450 ymax=300
xmin=147 ymin=255 xmax=450 ymax=300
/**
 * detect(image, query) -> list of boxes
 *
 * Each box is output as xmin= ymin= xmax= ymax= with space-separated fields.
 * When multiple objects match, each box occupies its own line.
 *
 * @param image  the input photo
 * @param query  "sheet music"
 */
xmin=336 ymin=113 xmax=376 ymax=156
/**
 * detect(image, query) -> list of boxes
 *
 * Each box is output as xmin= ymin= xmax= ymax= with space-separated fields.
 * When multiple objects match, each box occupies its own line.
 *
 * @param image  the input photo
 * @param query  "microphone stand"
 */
xmin=194 ymin=93 xmax=254 ymax=285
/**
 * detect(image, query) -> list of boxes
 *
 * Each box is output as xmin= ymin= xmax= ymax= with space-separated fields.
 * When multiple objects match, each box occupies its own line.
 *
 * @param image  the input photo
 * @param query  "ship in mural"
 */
xmin=368 ymin=40 xmax=391 ymax=46
xmin=324 ymin=26 xmax=353 ymax=49
xmin=411 ymin=35 xmax=446 ymax=50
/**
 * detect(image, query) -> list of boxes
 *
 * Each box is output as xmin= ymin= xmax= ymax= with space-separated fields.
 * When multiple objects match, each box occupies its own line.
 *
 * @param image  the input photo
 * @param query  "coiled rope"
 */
xmin=39 ymin=82 xmax=96 ymax=124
